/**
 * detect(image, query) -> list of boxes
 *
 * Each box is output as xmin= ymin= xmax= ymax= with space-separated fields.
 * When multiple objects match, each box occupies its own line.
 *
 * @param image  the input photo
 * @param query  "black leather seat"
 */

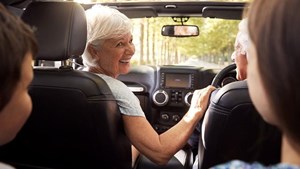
xmin=134 ymin=148 xmax=193 ymax=169
xmin=198 ymin=80 xmax=281 ymax=169
xmin=0 ymin=1 xmax=131 ymax=169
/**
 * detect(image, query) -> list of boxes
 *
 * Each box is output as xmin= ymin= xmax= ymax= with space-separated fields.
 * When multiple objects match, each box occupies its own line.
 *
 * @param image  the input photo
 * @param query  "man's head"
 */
xmin=231 ymin=18 xmax=249 ymax=80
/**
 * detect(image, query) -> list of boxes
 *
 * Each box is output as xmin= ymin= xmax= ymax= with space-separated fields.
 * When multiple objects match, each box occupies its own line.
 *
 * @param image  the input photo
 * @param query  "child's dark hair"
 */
xmin=0 ymin=4 xmax=37 ymax=111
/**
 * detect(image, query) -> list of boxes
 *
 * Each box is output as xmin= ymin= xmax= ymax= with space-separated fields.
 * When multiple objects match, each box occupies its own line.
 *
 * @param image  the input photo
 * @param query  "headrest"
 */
xmin=201 ymin=80 xmax=251 ymax=148
xmin=21 ymin=1 xmax=87 ymax=61
xmin=211 ymin=80 xmax=250 ymax=109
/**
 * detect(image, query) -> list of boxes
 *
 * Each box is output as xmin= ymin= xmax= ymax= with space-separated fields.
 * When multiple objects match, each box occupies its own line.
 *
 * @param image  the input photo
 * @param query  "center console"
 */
xmin=153 ymin=72 xmax=194 ymax=107
xmin=152 ymin=66 xmax=206 ymax=133
xmin=120 ymin=65 xmax=215 ymax=134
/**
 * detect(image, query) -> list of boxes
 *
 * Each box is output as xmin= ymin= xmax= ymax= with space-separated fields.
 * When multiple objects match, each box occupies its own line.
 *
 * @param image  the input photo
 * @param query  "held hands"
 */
xmin=184 ymin=85 xmax=216 ymax=122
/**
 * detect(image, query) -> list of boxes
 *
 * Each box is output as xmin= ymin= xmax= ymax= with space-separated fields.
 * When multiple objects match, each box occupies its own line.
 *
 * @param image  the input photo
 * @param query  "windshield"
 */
xmin=130 ymin=17 xmax=240 ymax=69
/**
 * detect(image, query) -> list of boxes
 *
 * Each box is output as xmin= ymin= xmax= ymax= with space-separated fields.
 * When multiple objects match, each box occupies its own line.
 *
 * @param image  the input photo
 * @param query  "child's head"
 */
xmin=248 ymin=0 xmax=300 ymax=144
xmin=0 ymin=4 xmax=37 ymax=145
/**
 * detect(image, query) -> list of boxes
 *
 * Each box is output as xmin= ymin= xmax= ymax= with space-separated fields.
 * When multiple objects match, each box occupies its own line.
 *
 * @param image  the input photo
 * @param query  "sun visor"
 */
xmin=116 ymin=7 xmax=157 ymax=18
xmin=202 ymin=6 xmax=246 ymax=20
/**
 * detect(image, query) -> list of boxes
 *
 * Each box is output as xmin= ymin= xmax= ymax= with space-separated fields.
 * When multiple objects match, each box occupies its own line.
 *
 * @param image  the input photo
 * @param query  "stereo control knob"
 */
xmin=172 ymin=115 xmax=181 ymax=122
xmin=161 ymin=113 xmax=170 ymax=121
xmin=184 ymin=92 xmax=193 ymax=107
xmin=153 ymin=90 xmax=169 ymax=106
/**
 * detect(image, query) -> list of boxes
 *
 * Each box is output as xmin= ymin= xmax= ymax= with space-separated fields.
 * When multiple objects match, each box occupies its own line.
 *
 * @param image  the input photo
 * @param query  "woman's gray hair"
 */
xmin=82 ymin=4 xmax=133 ymax=68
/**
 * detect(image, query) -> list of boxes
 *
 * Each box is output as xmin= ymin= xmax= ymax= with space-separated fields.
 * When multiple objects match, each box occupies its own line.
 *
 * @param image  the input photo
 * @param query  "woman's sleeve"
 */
xmin=102 ymin=75 xmax=145 ymax=117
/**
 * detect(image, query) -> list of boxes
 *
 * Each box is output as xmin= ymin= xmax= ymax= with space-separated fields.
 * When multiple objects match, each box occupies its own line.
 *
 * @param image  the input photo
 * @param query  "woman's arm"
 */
xmin=123 ymin=85 xmax=215 ymax=165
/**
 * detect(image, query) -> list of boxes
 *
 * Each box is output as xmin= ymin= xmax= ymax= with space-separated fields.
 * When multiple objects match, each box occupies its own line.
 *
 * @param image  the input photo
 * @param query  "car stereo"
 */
xmin=161 ymin=72 xmax=195 ymax=89
xmin=153 ymin=72 xmax=195 ymax=107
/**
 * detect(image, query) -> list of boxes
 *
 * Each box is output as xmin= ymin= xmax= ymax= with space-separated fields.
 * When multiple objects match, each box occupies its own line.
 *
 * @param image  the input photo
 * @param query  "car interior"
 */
xmin=0 ymin=1 xmax=131 ymax=169
xmin=0 ymin=0 xmax=282 ymax=169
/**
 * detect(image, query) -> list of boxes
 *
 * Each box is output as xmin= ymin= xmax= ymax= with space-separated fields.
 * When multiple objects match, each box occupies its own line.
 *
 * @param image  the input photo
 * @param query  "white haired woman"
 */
xmin=82 ymin=5 xmax=215 ymax=166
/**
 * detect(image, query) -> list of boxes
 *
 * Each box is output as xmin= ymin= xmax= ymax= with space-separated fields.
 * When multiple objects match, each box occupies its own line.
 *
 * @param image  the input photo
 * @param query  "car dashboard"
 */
xmin=118 ymin=65 xmax=215 ymax=134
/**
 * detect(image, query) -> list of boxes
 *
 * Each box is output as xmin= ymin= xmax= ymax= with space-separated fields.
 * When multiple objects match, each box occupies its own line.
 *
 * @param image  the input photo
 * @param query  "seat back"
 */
xmin=198 ymin=80 xmax=281 ymax=169
xmin=0 ymin=2 xmax=131 ymax=169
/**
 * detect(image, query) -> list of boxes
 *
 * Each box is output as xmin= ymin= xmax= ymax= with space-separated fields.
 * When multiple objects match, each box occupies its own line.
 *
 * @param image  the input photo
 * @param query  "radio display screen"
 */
xmin=165 ymin=73 xmax=191 ymax=88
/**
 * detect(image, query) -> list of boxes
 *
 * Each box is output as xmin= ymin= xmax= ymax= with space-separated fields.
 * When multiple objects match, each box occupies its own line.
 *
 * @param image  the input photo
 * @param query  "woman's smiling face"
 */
xmin=94 ymin=33 xmax=135 ymax=78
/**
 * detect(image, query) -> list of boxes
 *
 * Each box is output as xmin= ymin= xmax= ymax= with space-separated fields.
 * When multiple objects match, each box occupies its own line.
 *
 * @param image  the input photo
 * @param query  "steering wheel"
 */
xmin=211 ymin=63 xmax=237 ymax=88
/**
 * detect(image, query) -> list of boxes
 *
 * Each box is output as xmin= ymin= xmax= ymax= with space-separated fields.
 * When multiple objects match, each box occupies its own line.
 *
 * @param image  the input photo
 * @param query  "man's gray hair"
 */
xmin=82 ymin=4 xmax=133 ymax=68
xmin=234 ymin=18 xmax=249 ymax=59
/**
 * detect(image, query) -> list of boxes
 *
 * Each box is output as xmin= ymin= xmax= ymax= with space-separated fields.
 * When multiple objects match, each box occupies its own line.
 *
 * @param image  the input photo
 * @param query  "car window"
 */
xmin=71 ymin=0 xmax=250 ymax=70
xmin=131 ymin=17 xmax=240 ymax=69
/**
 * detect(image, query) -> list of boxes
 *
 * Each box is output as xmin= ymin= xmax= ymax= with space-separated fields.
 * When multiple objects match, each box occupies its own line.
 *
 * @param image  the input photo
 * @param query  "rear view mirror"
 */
xmin=161 ymin=25 xmax=199 ymax=37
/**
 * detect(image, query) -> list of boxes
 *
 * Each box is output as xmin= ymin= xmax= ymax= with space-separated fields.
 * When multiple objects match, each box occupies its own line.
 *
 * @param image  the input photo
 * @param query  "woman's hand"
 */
xmin=184 ymin=85 xmax=216 ymax=122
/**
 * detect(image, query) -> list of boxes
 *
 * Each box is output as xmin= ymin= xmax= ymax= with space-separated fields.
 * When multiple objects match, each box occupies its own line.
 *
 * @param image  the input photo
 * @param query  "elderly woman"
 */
xmin=231 ymin=18 xmax=249 ymax=80
xmin=82 ymin=5 xmax=215 ymax=166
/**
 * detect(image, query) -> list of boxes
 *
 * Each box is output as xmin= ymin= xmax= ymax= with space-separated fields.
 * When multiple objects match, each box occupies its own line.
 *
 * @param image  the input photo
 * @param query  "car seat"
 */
xmin=0 ymin=1 xmax=131 ymax=169
xmin=198 ymin=80 xmax=281 ymax=169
